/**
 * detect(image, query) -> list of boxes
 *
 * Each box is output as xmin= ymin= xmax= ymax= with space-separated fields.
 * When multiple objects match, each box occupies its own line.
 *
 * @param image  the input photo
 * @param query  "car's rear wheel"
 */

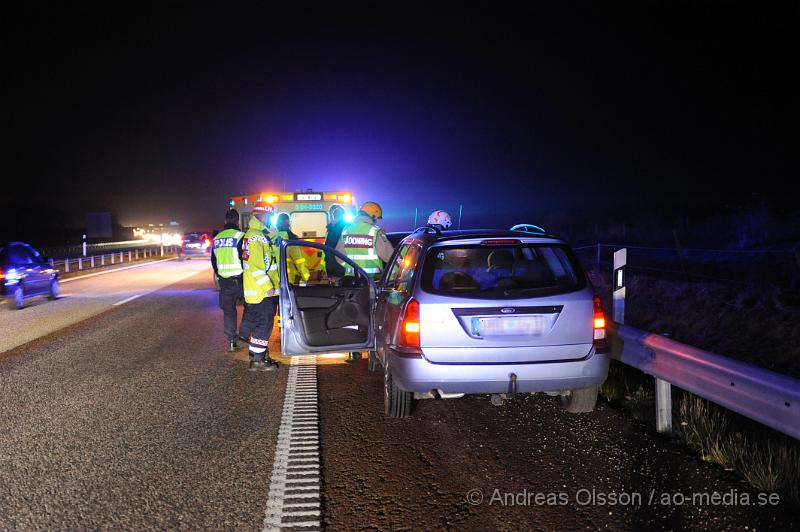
xmin=560 ymin=386 xmax=598 ymax=413
xmin=12 ymin=285 xmax=25 ymax=310
xmin=48 ymin=278 xmax=59 ymax=300
xmin=384 ymin=364 xmax=413 ymax=418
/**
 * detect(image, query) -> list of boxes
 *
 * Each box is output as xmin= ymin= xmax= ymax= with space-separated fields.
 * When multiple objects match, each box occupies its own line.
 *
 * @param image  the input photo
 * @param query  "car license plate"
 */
xmin=473 ymin=315 xmax=546 ymax=336
xmin=186 ymin=243 xmax=201 ymax=248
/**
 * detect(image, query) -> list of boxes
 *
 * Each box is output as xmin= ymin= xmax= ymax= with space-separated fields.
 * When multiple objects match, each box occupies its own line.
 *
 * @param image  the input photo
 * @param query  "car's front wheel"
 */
xmin=384 ymin=363 xmax=413 ymax=418
xmin=48 ymin=278 xmax=59 ymax=300
xmin=560 ymin=386 xmax=598 ymax=413
xmin=11 ymin=285 xmax=25 ymax=310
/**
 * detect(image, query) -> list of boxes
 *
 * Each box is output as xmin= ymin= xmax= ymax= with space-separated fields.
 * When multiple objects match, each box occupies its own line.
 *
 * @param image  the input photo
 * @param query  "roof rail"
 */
xmin=413 ymin=225 xmax=442 ymax=235
xmin=510 ymin=223 xmax=547 ymax=234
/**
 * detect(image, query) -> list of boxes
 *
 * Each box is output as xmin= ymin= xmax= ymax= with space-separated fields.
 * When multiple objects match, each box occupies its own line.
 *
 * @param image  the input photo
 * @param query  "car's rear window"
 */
xmin=420 ymin=243 xmax=586 ymax=299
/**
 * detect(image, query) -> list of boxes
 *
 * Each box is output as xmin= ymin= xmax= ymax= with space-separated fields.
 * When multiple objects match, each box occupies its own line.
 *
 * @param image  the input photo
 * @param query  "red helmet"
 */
xmin=252 ymin=201 xmax=275 ymax=215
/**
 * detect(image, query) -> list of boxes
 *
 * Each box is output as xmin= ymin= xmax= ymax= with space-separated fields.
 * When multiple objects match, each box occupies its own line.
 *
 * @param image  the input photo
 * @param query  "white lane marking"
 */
xmin=263 ymin=355 xmax=321 ymax=532
xmin=60 ymin=258 xmax=177 ymax=283
xmin=113 ymin=294 xmax=142 ymax=306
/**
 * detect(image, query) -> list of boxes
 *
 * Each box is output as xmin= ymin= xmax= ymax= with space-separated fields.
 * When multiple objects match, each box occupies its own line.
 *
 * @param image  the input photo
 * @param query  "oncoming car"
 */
xmin=275 ymin=227 xmax=610 ymax=418
xmin=1 ymin=241 xmax=59 ymax=310
xmin=179 ymin=232 xmax=212 ymax=260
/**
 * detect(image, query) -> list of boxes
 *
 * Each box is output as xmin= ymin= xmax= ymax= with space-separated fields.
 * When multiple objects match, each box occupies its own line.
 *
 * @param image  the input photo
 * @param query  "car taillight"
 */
xmin=399 ymin=298 xmax=420 ymax=348
xmin=593 ymin=295 xmax=608 ymax=351
xmin=0 ymin=267 xmax=4 ymax=280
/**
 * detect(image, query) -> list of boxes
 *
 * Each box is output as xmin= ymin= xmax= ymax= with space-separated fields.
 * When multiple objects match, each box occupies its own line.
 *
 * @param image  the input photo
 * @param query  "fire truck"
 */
xmin=229 ymin=189 xmax=357 ymax=277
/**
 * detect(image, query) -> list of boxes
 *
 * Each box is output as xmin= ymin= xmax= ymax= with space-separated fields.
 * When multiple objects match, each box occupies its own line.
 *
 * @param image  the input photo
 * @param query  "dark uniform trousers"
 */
xmin=218 ymin=276 xmax=244 ymax=342
xmin=243 ymin=297 xmax=277 ymax=361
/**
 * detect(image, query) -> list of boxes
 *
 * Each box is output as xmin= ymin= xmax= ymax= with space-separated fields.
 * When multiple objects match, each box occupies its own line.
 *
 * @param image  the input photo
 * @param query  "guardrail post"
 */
xmin=135 ymin=249 xmax=139 ymax=259
xmin=101 ymin=254 xmax=105 ymax=266
xmin=65 ymin=259 xmax=70 ymax=273
xmin=78 ymin=257 xmax=82 ymax=270
xmin=612 ymin=248 xmax=627 ymax=324
xmin=161 ymin=245 xmax=164 ymax=257
xmin=119 ymin=251 xmax=123 ymax=263
xmin=111 ymin=253 xmax=115 ymax=265
xmin=91 ymin=256 xmax=95 ymax=268
xmin=655 ymin=378 xmax=673 ymax=434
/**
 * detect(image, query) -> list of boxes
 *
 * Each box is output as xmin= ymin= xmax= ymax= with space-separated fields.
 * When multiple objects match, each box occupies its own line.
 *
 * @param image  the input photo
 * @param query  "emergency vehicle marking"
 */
xmin=342 ymin=235 xmax=374 ymax=248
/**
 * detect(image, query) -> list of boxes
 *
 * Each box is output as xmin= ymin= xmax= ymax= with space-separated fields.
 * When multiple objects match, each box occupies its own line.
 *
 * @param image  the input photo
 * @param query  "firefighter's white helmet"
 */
xmin=427 ymin=210 xmax=452 ymax=229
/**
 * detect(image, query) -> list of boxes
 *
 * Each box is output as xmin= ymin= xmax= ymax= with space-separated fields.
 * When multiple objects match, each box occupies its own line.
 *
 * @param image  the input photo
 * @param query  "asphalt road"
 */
xmin=1 ymin=261 xmax=798 ymax=530
xmin=0 ymin=262 xmax=287 ymax=529
xmin=0 ymin=258 xmax=208 ymax=353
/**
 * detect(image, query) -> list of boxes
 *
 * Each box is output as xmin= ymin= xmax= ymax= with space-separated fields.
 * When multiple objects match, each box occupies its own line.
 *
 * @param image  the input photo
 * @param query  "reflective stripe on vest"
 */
xmin=213 ymin=229 xmax=244 ymax=278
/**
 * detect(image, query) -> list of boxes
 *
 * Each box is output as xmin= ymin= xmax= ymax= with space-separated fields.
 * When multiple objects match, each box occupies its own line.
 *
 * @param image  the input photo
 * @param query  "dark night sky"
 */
xmin=5 ymin=3 xmax=798 ymax=235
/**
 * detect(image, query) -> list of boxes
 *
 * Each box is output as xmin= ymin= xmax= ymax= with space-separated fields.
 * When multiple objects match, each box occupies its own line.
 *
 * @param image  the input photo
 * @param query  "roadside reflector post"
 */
xmin=119 ymin=251 xmax=123 ymax=262
xmin=612 ymin=248 xmax=626 ymax=324
xmin=161 ymin=245 xmax=164 ymax=257
xmin=101 ymin=254 xmax=105 ymax=266
xmin=78 ymin=257 xmax=82 ymax=270
xmin=91 ymin=256 xmax=95 ymax=268
xmin=655 ymin=378 xmax=673 ymax=434
xmin=65 ymin=259 xmax=69 ymax=273
xmin=135 ymin=249 xmax=139 ymax=259
xmin=111 ymin=253 xmax=115 ymax=265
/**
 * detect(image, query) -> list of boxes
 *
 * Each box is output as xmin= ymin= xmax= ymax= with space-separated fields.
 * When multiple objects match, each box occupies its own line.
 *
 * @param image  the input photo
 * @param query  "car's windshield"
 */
xmin=421 ymin=243 xmax=586 ymax=299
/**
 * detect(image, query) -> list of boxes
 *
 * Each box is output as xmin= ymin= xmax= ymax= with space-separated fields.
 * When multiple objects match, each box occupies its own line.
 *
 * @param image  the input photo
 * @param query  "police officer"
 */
xmin=211 ymin=209 xmax=246 ymax=352
xmin=336 ymin=201 xmax=394 ymax=281
xmin=336 ymin=201 xmax=394 ymax=362
xmin=242 ymin=201 xmax=281 ymax=371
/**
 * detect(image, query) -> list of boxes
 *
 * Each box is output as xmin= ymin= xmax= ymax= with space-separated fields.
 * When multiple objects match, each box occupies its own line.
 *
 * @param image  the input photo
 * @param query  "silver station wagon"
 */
xmin=278 ymin=226 xmax=609 ymax=418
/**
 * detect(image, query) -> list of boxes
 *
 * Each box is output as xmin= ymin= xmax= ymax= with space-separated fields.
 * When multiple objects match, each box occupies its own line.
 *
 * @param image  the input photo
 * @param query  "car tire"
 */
xmin=560 ymin=386 xmax=598 ymax=413
xmin=12 ymin=285 xmax=24 ymax=310
xmin=47 ymin=278 xmax=59 ymax=300
xmin=367 ymin=350 xmax=380 ymax=372
xmin=384 ymin=364 xmax=413 ymax=418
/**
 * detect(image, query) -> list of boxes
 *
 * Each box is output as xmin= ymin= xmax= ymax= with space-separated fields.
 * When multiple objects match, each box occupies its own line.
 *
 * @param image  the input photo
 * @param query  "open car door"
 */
xmin=279 ymin=240 xmax=377 ymax=356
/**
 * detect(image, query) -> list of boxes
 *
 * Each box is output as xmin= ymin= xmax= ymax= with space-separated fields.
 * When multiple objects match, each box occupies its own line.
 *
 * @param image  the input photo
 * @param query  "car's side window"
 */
xmin=10 ymin=245 xmax=32 ymax=264
xmin=382 ymin=244 xmax=409 ymax=289
xmin=393 ymin=244 xmax=421 ymax=293
xmin=23 ymin=245 xmax=44 ymax=263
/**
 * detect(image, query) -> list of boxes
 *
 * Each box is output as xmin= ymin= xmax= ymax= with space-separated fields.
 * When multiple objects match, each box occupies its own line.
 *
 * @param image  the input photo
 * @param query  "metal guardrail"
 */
xmin=611 ymin=323 xmax=800 ymax=440
xmin=50 ymin=246 xmax=179 ymax=274
xmin=40 ymin=240 xmax=165 ymax=259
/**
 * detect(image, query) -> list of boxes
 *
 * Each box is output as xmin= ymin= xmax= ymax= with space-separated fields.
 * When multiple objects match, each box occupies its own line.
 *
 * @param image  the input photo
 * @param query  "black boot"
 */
xmin=229 ymin=339 xmax=239 ymax=352
xmin=249 ymin=359 xmax=274 ymax=371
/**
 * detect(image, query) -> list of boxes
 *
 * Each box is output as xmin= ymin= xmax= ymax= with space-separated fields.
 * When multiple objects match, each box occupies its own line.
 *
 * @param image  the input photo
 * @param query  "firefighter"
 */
xmin=336 ymin=201 xmax=394 ymax=362
xmin=242 ymin=201 xmax=281 ymax=371
xmin=275 ymin=212 xmax=311 ymax=285
xmin=336 ymin=201 xmax=394 ymax=280
xmin=211 ymin=209 xmax=246 ymax=352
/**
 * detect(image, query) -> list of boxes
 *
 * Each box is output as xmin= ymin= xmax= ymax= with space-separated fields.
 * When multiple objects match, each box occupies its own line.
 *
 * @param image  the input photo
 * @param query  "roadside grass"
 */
xmin=599 ymin=361 xmax=800 ymax=505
